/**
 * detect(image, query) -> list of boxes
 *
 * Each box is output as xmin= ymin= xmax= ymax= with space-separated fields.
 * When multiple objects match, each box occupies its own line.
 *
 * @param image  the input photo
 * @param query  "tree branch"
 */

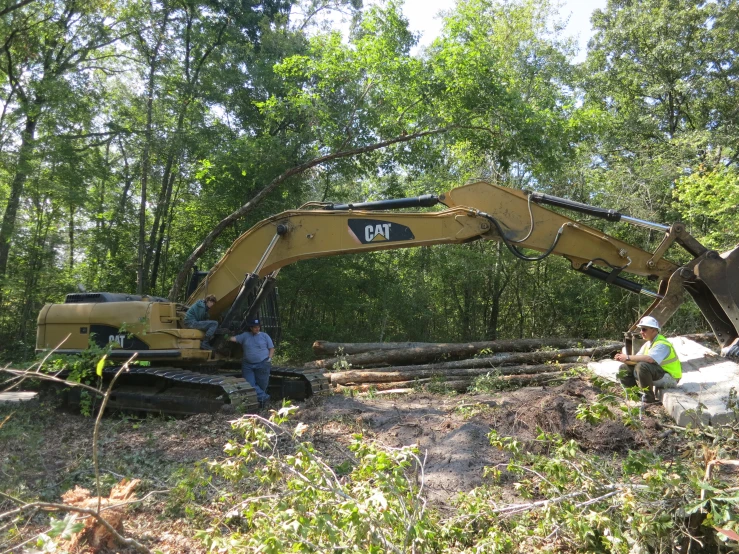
xmin=0 ymin=0 xmax=36 ymax=18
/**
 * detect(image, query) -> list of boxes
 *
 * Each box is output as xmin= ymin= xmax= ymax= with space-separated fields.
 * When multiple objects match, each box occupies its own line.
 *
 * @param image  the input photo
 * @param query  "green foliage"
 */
xmin=44 ymin=341 xmax=110 ymax=416
xmin=674 ymin=165 xmax=739 ymax=250
xmin=331 ymin=347 xmax=352 ymax=372
xmin=439 ymin=426 xmax=739 ymax=552
xmin=33 ymin=514 xmax=85 ymax=553
xmin=199 ymin=405 xmax=439 ymax=553
xmin=189 ymin=398 xmax=739 ymax=552
xmin=165 ymin=463 xmax=214 ymax=522
xmin=469 ymin=370 xmax=509 ymax=393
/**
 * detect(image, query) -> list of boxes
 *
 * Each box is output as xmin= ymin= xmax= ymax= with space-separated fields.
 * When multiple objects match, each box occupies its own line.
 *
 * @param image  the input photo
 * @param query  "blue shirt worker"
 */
xmin=614 ymin=316 xmax=682 ymax=403
xmin=184 ymin=294 xmax=218 ymax=351
xmin=229 ymin=318 xmax=275 ymax=408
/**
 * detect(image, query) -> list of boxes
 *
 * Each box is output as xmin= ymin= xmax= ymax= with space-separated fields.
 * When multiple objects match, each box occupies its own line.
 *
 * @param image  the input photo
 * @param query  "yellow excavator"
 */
xmin=36 ymin=181 xmax=739 ymax=413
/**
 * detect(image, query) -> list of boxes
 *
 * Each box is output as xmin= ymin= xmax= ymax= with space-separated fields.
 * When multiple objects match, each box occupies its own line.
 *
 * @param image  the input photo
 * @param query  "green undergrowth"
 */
xmin=0 ymin=400 xmax=204 ymax=543
xmin=196 ymin=395 xmax=739 ymax=553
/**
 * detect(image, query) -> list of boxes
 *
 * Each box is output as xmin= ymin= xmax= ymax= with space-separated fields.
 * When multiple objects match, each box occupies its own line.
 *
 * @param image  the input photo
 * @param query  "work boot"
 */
xmin=642 ymin=390 xmax=658 ymax=404
xmin=200 ymin=340 xmax=214 ymax=351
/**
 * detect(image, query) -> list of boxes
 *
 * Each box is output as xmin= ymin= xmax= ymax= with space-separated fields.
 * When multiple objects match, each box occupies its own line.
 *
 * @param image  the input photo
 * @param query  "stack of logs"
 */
xmin=304 ymin=338 xmax=624 ymax=394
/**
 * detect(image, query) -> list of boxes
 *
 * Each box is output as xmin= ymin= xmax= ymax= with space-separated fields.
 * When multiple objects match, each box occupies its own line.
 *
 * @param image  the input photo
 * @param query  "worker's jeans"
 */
xmin=242 ymin=359 xmax=271 ymax=404
xmin=618 ymin=361 xmax=678 ymax=400
xmin=185 ymin=320 xmax=218 ymax=340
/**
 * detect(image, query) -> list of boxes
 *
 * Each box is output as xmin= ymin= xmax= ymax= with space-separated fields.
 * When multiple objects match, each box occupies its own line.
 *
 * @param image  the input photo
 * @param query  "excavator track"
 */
xmin=270 ymin=366 xmax=331 ymax=400
xmin=98 ymin=365 xmax=260 ymax=415
xmin=60 ymin=365 xmax=329 ymax=416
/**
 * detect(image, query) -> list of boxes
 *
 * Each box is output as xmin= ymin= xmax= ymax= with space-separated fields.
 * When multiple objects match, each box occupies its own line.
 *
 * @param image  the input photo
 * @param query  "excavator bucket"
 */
xmin=628 ymin=245 xmax=739 ymax=359
xmin=688 ymin=246 xmax=739 ymax=357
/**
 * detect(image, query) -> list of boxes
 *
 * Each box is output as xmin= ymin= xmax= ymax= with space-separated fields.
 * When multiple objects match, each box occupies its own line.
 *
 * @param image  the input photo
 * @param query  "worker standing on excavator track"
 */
xmin=614 ymin=316 xmax=682 ymax=403
xmin=184 ymin=294 xmax=218 ymax=350
xmin=229 ymin=318 xmax=274 ymax=408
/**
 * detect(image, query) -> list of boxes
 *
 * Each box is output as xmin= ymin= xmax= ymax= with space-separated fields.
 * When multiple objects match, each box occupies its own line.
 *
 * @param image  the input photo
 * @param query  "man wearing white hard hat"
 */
xmin=614 ymin=316 xmax=682 ymax=403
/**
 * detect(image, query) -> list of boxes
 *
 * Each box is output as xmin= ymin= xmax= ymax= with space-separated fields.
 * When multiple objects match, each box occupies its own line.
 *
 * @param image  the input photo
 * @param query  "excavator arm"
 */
xmin=188 ymin=180 xmax=739 ymax=354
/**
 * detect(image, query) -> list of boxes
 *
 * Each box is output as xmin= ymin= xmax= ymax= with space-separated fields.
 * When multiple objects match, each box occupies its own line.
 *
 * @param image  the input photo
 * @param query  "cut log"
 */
xmin=335 ymin=371 xmax=570 ymax=393
xmin=330 ymin=362 xmax=579 ymax=385
xmin=313 ymin=341 xmax=435 ymax=356
xmin=306 ymin=339 xmax=620 ymax=370
xmin=327 ymin=345 xmax=619 ymax=378
xmin=312 ymin=338 xmax=613 ymax=358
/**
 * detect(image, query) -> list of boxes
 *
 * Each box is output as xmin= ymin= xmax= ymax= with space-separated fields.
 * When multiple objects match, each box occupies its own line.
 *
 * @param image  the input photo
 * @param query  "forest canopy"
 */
xmin=1 ymin=0 xmax=736 ymax=361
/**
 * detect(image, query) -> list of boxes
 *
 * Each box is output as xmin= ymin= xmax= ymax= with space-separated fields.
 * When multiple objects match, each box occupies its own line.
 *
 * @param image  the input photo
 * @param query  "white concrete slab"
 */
xmin=0 ymin=391 xmax=38 ymax=403
xmin=588 ymin=337 xmax=739 ymax=426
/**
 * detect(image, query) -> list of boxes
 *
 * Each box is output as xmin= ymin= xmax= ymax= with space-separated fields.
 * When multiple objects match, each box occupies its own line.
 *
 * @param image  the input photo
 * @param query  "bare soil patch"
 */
xmin=298 ymin=378 xmax=660 ymax=507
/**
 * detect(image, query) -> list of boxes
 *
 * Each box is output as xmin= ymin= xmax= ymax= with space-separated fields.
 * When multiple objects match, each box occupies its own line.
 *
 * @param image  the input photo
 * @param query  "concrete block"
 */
xmin=588 ymin=359 xmax=622 ymax=383
xmin=0 ymin=391 xmax=38 ymax=404
xmin=661 ymin=391 xmax=711 ymax=426
xmin=710 ymin=410 xmax=739 ymax=426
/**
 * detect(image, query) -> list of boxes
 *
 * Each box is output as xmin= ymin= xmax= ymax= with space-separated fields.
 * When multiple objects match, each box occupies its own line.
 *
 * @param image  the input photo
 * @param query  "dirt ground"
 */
xmin=0 ymin=377 xmax=671 ymax=553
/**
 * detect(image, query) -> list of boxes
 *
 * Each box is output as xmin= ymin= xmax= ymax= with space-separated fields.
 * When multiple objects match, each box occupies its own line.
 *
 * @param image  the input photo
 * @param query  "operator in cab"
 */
xmin=184 ymin=294 xmax=218 ymax=351
xmin=229 ymin=318 xmax=274 ymax=409
xmin=614 ymin=316 xmax=682 ymax=403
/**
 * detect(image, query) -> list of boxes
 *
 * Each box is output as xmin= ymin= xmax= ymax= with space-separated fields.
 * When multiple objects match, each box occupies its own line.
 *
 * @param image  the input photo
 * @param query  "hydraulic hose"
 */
xmin=478 ymin=211 xmax=566 ymax=262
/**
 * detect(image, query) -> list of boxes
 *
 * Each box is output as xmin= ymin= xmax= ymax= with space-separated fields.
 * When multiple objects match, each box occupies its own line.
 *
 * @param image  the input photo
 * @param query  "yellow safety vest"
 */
xmin=648 ymin=335 xmax=682 ymax=379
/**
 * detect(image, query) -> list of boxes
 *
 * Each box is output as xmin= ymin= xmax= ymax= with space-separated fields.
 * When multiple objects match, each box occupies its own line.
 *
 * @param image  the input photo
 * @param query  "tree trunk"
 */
xmin=335 ymin=371 xmax=570 ymax=393
xmin=330 ymin=362 xmax=580 ymax=385
xmin=326 ymin=344 xmax=619 ymax=374
xmin=137 ymin=94 xmax=153 ymax=294
xmin=144 ymin=107 xmax=184 ymax=286
xmin=313 ymin=340 xmax=442 ymax=356
xmin=108 ymin=137 xmax=133 ymax=259
xmin=307 ymin=338 xmax=617 ymax=368
xmin=136 ymin=19 xmax=170 ymax=294
xmin=148 ymin=170 xmax=177 ymax=292
xmin=0 ymin=115 xmax=37 ymax=277
xmin=68 ymin=204 xmax=75 ymax=270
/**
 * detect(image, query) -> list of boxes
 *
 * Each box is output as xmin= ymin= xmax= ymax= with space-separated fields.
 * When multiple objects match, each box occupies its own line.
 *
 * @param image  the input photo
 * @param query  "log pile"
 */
xmin=308 ymin=339 xmax=623 ymax=394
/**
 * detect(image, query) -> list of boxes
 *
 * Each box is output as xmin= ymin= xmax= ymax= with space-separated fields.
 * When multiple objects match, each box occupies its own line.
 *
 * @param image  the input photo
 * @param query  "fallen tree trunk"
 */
xmin=330 ymin=362 xmax=579 ymax=385
xmin=313 ymin=341 xmax=435 ymax=356
xmin=306 ymin=339 xmax=618 ymax=369
xmin=312 ymin=337 xmax=613 ymax=358
xmin=335 ymin=371 xmax=570 ymax=393
xmin=327 ymin=345 xmax=619 ymax=378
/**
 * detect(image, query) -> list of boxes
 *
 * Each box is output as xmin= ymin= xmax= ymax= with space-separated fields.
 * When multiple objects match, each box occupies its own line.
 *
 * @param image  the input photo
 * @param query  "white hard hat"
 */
xmin=637 ymin=316 xmax=661 ymax=330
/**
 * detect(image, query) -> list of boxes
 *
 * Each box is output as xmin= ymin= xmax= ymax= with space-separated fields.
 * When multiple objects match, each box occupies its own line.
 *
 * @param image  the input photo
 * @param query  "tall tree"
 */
xmin=0 ymin=0 xmax=124 ymax=278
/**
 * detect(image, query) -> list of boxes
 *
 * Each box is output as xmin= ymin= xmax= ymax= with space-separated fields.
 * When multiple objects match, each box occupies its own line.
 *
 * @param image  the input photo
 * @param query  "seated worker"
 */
xmin=229 ymin=318 xmax=274 ymax=408
xmin=614 ymin=316 xmax=682 ymax=403
xmin=184 ymin=294 xmax=218 ymax=350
